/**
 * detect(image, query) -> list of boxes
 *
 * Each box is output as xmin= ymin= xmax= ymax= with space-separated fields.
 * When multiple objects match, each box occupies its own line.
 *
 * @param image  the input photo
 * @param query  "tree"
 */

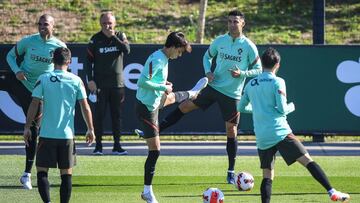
xmin=196 ymin=0 xmax=208 ymax=43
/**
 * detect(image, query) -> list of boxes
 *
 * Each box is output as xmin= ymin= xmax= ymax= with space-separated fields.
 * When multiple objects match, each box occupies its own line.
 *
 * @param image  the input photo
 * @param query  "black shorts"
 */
xmin=36 ymin=137 xmax=76 ymax=169
xmin=192 ymin=86 xmax=239 ymax=124
xmin=257 ymin=134 xmax=308 ymax=169
xmin=135 ymin=95 xmax=166 ymax=139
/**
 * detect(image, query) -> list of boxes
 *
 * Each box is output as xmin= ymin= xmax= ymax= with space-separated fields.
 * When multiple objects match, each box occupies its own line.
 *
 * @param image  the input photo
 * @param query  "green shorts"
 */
xmin=257 ymin=134 xmax=308 ymax=169
xmin=36 ymin=137 xmax=76 ymax=169
xmin=192 ymin=86 xmax=240 ymax=124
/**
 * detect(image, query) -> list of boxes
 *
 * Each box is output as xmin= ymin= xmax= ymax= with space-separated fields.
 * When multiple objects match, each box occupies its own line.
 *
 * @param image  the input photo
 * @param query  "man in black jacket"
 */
xmin=85 ymin=11 xmax=130 ymax=155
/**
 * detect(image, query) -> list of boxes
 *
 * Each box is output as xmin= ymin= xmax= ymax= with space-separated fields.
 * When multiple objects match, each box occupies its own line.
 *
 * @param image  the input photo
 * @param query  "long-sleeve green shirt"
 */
xmin=136 ymin=49 xmax=168 ymax=111
xmin=238 ymin=71 xmax=295 ymax=150
xmin=6 ymin=33 xmax=66 ymax=91
xmin=203 ymin=33 xmax=262 ymax=99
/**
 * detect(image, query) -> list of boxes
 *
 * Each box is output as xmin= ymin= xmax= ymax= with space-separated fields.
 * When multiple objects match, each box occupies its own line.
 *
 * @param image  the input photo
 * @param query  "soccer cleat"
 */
xmin=135 ymin=129 xmax=145 ymax=138
xmin=226 ymin=171 xmax=235 ymax=184
xmin=329 ymin=190 xmax=350 ymax=202
xmin=141 ymin=191 xmax=159 ymax=203
xmin=20 ymin=174 xmax=32 ymax=190
xmin=112 ymin=147 xmax=128 ymax=155
xmin=92 ymin=149 xmax=103 ymax=155
xmin=188 ymin=77 xmax=208 ymax=99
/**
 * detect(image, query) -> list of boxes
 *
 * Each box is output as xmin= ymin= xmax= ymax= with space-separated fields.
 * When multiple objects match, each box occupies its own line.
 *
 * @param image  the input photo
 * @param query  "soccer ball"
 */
xmin=234 ymin=172 xmax=254 ymax=191
xmin=202 ymin=187 xmax=224 ymax=203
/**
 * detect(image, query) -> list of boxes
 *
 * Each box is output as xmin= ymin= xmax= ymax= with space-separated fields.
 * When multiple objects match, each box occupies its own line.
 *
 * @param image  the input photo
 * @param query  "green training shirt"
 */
xmin=238 ymin=71 xmax=295 ymax=150
xmin=32 ymin=69 xmax=87 ymax=139
xmin=203 ymin=33 xmax=262 ymax=99
xmin=136 ymin=49 xmax=168 ymax=111
xmin=6 ymin=33 xmax=67 ymax=91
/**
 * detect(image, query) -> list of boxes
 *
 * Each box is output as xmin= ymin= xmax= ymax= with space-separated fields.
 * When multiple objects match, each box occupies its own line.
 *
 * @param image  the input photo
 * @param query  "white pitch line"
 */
xmin=1 ymin=143 xmax=360 ymax=151
xmin=76 ymin=146 xmax=360 ymax=150
xmin=2 ymin=145 xmax=360 ymax=151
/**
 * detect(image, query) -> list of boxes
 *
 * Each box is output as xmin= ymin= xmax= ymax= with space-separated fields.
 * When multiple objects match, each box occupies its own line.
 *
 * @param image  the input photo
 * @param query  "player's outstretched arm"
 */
xmin=274 ymin=79 xmax=295 ymax=115
xmin=237 ymin=89 xmax=252 ymax=113
xmin=203 ymin=41 xmax=218 ymax=82
xmin=6 ymin=37 xmax=28 ymax=74
xmin=137 ymin=76 xmax=167 ymax=91
xmin=239 ymin=56 xmax=262 ymax=78
xmin=79 ymin=99 xmax=95 ymax=145
xmin=241 ymin=42 xmax=262 ymax=78
xmin=285 ymin=102 xmax=295 ymax=115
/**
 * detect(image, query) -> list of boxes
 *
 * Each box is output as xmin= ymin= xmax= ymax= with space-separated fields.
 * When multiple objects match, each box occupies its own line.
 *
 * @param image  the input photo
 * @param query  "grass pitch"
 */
xmin=0 ymin=156 xmax=358 ymax=203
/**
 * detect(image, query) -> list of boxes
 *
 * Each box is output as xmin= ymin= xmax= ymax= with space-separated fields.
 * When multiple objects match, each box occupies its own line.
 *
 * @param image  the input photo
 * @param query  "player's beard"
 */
xmin=39 ymin=28 xmax=52 ymax=39
xmin=229 ymin=27 xmax=241 ymax=37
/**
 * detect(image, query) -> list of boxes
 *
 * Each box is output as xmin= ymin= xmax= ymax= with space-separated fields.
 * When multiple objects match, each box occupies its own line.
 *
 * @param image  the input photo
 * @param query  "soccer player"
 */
xmin=136 ymin=31 xmax=208 ymax=203
xmin=6 ymin=14 xmax=66 ymax=189
xmin=155 ymin=10 xmax=262 ymax=184
xmin=238 ymin=47 xmax=350 ymax=203
xmin=23 ymin=47 xmax=95 ymax=203
xmin=85 ymin=11 xmax=130 ymax=155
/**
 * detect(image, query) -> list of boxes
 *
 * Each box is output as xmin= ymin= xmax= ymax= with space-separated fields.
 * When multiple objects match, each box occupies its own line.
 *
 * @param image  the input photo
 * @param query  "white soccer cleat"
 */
xmin=188 ymin=77 xmax=208 ymax=99
xmin=329 ymin=190 xmax=350 ymax=202
xmin=141 ymin=191 xmax=159 ymax=203
xmin=20 ymin=174 xmax=32 ymax=190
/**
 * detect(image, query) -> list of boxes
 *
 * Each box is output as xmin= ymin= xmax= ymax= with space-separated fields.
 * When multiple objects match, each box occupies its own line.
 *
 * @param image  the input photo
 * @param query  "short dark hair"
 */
xmin=165 ymin=31 xmax=192 ymax=53
xmin=261 ymin=47 xmax=281 ymax=69
xmin=228 ymin=10 xmax=245 ymax=19
xmin=53 ymin=47 xmax=71 ymax=65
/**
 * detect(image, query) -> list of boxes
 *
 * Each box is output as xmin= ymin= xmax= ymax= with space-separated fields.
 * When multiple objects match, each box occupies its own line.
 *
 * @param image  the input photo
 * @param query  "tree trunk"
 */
xmin=196 ymin=0 xmax=208 ymax=44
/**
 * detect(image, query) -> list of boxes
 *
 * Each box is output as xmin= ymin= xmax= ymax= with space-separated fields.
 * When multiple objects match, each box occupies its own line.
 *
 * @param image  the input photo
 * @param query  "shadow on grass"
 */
xmin=70 ymin=182 xmax=228 ymax=187
xmin=0 ymin=185 xmax=25 ymax=189
xmin=164 ymin=192 xmax=360 ymax=198
xmin=0 ymin=182 xmax=228 ymax=189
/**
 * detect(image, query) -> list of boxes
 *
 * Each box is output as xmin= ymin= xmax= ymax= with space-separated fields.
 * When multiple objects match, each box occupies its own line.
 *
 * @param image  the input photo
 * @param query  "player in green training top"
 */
xmin=6 ymin=14 xmax=66 ymax=190
xmin=158 ymin=10 xmax=262 ymax=184
xmin=238 ymin=47 xmax=350 ymax=203
xmin=136 ymin=31 xmax=208 ymax=203
xmin=24 ymin=47 xmax=95 ymax=203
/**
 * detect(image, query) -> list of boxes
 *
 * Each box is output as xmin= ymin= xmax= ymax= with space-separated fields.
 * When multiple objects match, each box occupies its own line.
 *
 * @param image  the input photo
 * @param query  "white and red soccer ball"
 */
xmin=234 ymin=172 xmax=255 ymax=191
xmin=202 ymin=187 xmax=224 ymax=203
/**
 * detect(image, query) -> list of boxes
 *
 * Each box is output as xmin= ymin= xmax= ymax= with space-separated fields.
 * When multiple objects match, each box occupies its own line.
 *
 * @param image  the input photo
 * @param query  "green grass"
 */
xmin=0 ymin=0 xmax=359 ymax=44
xmin=1 ymin=134 xmax=360 ymax=142
xmin=0 ymin=156 xmax=358 ymax=202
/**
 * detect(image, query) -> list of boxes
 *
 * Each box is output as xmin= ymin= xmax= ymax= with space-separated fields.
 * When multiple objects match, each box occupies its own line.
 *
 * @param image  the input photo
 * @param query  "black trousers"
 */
xmin=1 ymin=73 xmax=31 ymax=113
xmin=95 ymin=87 xmax=125 ymax=147
xmin=1 ymin=72 xmax=42 ymax=172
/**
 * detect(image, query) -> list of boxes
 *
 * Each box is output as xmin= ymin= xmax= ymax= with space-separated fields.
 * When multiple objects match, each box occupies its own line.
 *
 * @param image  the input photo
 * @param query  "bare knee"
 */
xmin=297 ymin=153 xmax=313 ymax=167
xmin=263 ymin=169 xmax=274 ymax=180
xmin=163 ymin=93 xmax=176 ymax=107
xmin=60 ymin=168 xmax=72 ymax=175
xmin=146 ymin=136 xmax=161 ymax=151
xmin=225 ymin=122 xmax=238 ymax=138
